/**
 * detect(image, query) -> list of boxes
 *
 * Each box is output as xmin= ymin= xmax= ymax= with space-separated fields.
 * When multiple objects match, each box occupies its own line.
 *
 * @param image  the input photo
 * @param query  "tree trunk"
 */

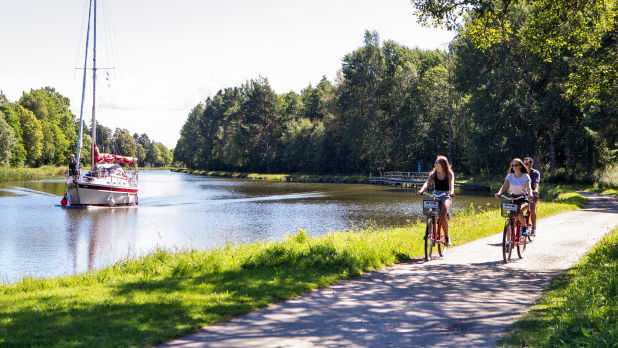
xmin=548 ymin=125 xmax=556 ymax=171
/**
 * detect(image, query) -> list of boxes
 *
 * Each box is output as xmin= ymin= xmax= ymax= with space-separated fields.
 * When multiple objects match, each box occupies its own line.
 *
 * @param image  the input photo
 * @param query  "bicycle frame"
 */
xmin=422 ymin=192 xmax=449 ymax=261
xmin=499 ymin=195 xmax=529 ymax=262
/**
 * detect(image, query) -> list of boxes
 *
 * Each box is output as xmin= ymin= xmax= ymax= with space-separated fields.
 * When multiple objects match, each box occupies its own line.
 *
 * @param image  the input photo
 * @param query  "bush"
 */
xmin=596 ymin=163 xmax=618 ymax=189
xmin=544 ymin=168 xmax=594 ymax=185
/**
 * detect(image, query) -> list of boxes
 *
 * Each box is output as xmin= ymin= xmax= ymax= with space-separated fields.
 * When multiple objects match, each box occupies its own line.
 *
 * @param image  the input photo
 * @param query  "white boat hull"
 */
xmin=66 ymin=181 xmax=138 ymax=207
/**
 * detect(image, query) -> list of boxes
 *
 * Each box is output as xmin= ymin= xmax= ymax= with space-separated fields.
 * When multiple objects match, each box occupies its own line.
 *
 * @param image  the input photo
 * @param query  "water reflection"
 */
xmin=0 ymin=171 xmax=497 ymax=283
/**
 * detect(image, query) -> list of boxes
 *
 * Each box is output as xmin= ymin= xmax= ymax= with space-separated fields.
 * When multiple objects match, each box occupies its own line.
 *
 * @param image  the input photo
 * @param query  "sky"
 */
xmin=0 ymin=0 xmax=454 ymax=148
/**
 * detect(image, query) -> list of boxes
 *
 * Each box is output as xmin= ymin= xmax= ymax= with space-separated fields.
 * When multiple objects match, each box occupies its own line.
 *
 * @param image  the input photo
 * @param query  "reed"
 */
xmin=0 ymin=192 xmax=583 ymax=347
xmin=0 ymin=166 xmax=65 ymax=182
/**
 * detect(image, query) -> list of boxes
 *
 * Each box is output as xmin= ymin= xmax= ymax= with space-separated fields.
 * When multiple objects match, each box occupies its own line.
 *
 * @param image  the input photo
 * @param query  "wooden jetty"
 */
xmin=369 ymin=171 xmax=490 ymax=192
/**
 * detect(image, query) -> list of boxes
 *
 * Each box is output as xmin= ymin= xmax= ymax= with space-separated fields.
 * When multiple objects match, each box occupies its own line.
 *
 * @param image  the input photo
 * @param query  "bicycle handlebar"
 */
xmin=498 ymin=194 xmax=531 ymax=201
xmin=422 ymin=191 xmax=450 ymax=199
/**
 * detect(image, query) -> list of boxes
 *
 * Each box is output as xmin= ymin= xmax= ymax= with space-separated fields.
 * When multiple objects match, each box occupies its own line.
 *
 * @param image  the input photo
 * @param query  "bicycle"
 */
xmin=499 ymin=194 xmax=531 ymax=263
xmin=421 ymin=192 xmax=449 ymax=261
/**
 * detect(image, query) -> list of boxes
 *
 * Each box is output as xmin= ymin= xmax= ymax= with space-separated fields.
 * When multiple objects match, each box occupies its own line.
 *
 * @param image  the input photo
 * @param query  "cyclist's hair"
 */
xmin=524 ymin=157 xmax=534 ymax=167
xmin=508 ymin=158 xmax=529 ymax=175
xmin=430 ymin=155 xmax=454 ymax=181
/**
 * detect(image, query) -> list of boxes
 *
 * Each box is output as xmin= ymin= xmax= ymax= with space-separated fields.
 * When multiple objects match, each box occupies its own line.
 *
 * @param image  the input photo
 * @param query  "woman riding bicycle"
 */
xmin=418 ymin=155 xmax=455 ymax=246
xmin=494 ymin=158 xmax=533 ymax=235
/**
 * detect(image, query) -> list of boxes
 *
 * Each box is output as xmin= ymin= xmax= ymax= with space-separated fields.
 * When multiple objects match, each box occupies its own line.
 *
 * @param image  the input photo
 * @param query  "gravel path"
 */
xmin=160 ymin=192 xmax=618 ymax=348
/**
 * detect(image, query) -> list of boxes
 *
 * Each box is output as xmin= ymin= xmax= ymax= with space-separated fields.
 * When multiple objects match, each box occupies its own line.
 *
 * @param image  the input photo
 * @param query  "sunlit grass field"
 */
xmin=0 ymin=166 xmax=66 ymax=182
xmin=0 ymin=192 xmax=584 ymax=347
xmin=502 ymin=226 xmax=618 ymax=347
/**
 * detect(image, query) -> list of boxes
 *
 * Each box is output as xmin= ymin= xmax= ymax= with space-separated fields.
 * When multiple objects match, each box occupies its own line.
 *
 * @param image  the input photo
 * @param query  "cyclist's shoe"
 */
xmin=531 ymin=227 xmax=536 ymax=236
xmin=444 ymin=237 xmax=452 ymax=246
xmin=522 ymin=227 xmax=529 ymax=236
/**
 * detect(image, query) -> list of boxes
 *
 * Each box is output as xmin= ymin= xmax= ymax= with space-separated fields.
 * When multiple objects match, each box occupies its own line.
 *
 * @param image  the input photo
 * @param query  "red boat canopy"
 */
xmin=93 ymin=143 xmax=137 ymax=165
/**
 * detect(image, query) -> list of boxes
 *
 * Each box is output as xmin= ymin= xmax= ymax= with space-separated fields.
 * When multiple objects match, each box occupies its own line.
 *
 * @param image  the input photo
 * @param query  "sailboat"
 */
xmin=65 ymin=0 xmax=139 ymax=207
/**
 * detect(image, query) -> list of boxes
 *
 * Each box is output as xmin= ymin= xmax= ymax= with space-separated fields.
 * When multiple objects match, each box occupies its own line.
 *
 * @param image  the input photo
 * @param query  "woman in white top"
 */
xmin=495 ymin=158 xmax=532 ymax=233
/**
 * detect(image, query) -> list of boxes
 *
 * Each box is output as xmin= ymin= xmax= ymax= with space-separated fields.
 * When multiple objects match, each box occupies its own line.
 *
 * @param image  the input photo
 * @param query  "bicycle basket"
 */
xmin=423 ymin=200 xmax=440 ymax=216
xmin=501 ymin=202 xmax=519 ymax=217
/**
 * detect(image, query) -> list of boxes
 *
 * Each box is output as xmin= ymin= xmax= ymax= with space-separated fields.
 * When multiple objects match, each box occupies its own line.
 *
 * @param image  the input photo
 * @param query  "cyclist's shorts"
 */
xmin=432 ymin=190 xmax=451 ymax=201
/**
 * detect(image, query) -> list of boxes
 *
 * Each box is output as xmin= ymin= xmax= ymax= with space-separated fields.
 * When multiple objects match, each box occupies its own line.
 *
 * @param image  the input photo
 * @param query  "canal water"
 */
xmin=0 ymin=170 xmax=496 ymax=283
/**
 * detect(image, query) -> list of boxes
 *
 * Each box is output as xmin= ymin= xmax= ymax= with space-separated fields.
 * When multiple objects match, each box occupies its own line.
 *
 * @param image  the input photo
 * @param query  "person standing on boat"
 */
xmin=68 ymin=154 xmax=78 ymax=177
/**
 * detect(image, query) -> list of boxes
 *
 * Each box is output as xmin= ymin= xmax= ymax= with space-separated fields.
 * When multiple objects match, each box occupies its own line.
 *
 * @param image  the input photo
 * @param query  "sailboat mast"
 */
xmin=90 ymin=0 xmax=98 ymax=167
xmin=75 ymin=0 xmax=93 ymax=168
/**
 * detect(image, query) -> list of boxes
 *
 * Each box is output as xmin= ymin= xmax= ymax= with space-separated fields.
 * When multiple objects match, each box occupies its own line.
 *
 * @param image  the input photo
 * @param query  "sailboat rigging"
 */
xmin=65 ymin=0 xmax=139 ymax=207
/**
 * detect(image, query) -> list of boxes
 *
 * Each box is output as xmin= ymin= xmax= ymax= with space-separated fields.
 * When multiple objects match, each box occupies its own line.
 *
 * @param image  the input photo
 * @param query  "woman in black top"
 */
xmin=418 ymin=155 xmax=455 ymax=246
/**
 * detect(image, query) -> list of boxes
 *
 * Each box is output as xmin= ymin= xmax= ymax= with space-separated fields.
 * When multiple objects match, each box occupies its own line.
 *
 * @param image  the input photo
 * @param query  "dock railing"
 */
xmin=369 ymin=171 xmax=490 ymax=192
xmin=382 ymin=171 xmax=429 ymax=181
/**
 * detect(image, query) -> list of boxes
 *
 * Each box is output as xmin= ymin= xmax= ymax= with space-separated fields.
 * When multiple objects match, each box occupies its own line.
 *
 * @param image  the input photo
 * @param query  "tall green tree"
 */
xmin=0 ymin=103 xmax=27 ymax=166
xmin=110 ymin=128 xmax=137 ymax=158
xmin=15 ymin=105 xmax=43 ymax=166
xmin=0 ymin=111 xmax=16 ymax=165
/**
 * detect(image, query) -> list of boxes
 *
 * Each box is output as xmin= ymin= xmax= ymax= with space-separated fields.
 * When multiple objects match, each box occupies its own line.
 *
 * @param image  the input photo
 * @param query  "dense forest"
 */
xmin=0 ymin=87 xmax=173 ymax=167
xmin=174 ymin=0 xmax=616 ymax=176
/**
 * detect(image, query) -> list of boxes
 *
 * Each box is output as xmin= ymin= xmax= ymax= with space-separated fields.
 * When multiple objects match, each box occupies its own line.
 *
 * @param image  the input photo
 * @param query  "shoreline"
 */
xmin=0 ymin=191 xmax=584 ymax=346
xmin=170 ymin=168 xmax=370 ymax=184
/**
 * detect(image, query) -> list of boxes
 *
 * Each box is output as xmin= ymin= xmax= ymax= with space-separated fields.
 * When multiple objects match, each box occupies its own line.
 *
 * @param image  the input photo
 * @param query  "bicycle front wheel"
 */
xmin=424 ymin=218 xmax=434 ymax=261
xmin=502 ymin=220 xmax=513 ymax=263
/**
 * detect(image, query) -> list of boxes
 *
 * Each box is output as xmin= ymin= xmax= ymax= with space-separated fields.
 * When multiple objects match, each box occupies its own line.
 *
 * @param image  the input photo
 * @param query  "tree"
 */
xmin=15 ymin=105 xmax=43 ymax=166
xmin=174 ymin=103 xmax=205 ymax=167
xmin=0 ymin=103 xmax=27 ymax=166
xmin=338 ymin=30 xmax=386 ymax=173
xmin=240 ymin=77 xmax=281 ymax=172
xmin=110 ymin=128 xmax=137 ymax=157
xmin=96 ymin=124 xmax=113 ymax=152
xmin=19 ymin=88 xmax=75 ymax=165
xmin=0 ymin=111 xmax=16 ymax=165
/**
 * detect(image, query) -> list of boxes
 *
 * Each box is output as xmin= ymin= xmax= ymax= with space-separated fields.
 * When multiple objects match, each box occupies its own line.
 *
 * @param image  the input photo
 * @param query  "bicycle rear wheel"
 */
xmin=438 ymin=221 xmax=446 ymax=257
xmin=438 ymin=241 xmax=446 ymax=257
xmin=517 ymin=225 xmax=527 ymax=259
xmin=527 ymin=226 xmax=536 ymax=242
xmin=424 ymin=218 xmax=434 ymax=261
xmin=502 ymin=220 xmax=513 ymax=263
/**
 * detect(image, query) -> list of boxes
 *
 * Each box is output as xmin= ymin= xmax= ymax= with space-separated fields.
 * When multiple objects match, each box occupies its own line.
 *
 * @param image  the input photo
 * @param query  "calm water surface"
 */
xmin=0 ymin=171 xmax=496 ymax=283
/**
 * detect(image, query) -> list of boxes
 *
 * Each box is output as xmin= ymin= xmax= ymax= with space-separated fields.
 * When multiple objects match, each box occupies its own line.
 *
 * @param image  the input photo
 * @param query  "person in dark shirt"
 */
xmin=418 ymin=155 xmax=456 ymax=246
xmin=523 ymin=157 xmax=541 ymax=235
xmin=68 ymin=154 xmax=78 ymax=177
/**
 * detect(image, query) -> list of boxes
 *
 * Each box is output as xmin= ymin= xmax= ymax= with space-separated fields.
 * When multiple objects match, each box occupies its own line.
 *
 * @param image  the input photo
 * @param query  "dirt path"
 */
xmin=160 ymin=192 xmax=618 ymax=347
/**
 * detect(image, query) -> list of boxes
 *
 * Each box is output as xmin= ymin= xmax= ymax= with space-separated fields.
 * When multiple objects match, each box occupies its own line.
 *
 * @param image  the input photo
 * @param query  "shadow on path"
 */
xmin=160 ymin=263 xmax=560 ymax=347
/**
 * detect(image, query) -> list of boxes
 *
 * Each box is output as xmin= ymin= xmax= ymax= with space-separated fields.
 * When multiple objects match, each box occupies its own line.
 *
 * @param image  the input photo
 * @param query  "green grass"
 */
xmin=139 ymin=166 xmax=176 ymax=171
xmin=171 ymin=168 xmax=370 ymax=183
xmin=0 ymin=166 xmax=66 ymax=182
xmin=501 ymin=226 xmax=618 ymax=347
xmin=0 ymin=192 xmax=584 ymax=347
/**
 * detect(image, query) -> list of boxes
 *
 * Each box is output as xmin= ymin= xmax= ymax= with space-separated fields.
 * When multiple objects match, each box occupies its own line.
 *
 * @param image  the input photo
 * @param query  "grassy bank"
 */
xmin=171 ymin=168 xmax=370 ymax=183
xmin=502 ymin=226 xmax=618 ymax=347
xmin=140 ymin=166 xmax=176 ymax=171
xmin=0 ymin=192 xmax=584 ymax=346
xmin=0 ymin=166 xmax=66 ymax=183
